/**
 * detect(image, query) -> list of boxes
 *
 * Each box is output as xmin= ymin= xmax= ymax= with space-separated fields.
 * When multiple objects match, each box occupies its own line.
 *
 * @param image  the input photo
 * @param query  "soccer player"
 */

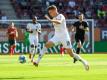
xmin=72 ymin=13 xmax=89 ymax=63
xmin=7 ymin=22 xmax=18 ymax=55
xmin=33 ymin=5 xmax=89 ymax=71
xmin=23 ymin=30 xmax=30 ymax=48
xmin=26 ymin=16 xmax=41 ymax=62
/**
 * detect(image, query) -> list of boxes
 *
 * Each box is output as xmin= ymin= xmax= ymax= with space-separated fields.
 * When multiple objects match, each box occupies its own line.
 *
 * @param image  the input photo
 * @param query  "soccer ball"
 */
xmin=19 ymin=55 xmax=26 ymax=63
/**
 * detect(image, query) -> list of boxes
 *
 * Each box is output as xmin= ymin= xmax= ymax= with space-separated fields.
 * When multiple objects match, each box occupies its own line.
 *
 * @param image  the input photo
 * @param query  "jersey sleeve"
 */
xmin=55 ymin=14 xmax=64 ymax=23
xmin=27 ymin=23 xmax=30 ymax=30
xmin=84 ymin=22 xmax=89 ymax=28
xmin=37 ymin=23 xmax=41 ymax=33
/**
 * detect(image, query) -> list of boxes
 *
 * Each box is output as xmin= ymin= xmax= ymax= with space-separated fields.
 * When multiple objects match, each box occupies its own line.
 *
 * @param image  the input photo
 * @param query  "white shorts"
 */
xmin=49 ymin=35 xmax=72 ymax=48
xmin=29 ymin=35 xmax=38 ymax=46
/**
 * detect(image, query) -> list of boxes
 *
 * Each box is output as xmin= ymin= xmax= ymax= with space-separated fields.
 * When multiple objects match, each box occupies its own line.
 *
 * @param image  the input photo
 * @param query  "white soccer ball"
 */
xmin=19 ymin=55 xmax=26 ymax=63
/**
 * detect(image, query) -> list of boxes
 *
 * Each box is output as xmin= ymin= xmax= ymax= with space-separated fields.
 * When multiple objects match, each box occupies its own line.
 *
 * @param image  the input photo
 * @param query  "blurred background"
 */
xmin=0 ymin=0 xmax=107 ymax=54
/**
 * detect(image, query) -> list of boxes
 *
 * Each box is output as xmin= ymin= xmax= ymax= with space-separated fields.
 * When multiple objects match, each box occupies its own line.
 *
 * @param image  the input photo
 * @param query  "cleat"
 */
xmin=73 ymin=58 xmax=78 ymax=63
xmin=83 ymin=60 xmax=89 ymax=71
xmin=33 ymin=62 xmax=38 ymax=67
xmin=29 ymin=54 xmax=31 ymax=59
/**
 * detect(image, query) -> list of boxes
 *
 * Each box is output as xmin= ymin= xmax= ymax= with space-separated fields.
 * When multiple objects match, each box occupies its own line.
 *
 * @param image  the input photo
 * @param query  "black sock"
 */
xmin=76 ymin=48 xmax=80 ymax=54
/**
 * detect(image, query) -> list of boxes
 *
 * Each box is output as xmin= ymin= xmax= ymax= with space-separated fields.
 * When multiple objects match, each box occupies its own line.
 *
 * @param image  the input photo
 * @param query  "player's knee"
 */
xmin=77 ymin=45 xmax=81 ymax=48
xmin=77 ymin=42 xmax=82 ymax=48
xmin=39 ymin=54 xmax=43 ymax=58
xmin=35 ymin=46 xmax=37 ymax=48
xmin=31 ymin=44 xmax=34 ymax=48
xmin=45 ymin=42 xmax=54 ymax=48
xmin=45 ymin=43 xmax=51 ymax=48
xmin=66 ymin=48 xmax=73 ymax=57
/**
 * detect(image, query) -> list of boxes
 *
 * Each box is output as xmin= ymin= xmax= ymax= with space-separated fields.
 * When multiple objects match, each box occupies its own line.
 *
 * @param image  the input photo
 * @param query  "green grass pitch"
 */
xmin=0 ymin=54 xmax=107 ymax=80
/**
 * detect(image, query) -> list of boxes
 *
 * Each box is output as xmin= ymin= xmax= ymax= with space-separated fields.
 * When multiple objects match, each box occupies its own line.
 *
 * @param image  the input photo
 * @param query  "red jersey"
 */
xmin=7 ymin=26 xmax=17 ymax=40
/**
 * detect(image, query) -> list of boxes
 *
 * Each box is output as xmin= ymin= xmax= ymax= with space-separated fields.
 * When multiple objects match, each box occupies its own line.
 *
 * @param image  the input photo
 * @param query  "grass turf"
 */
xmin=0 ymin=54 xmax=107 ymax=80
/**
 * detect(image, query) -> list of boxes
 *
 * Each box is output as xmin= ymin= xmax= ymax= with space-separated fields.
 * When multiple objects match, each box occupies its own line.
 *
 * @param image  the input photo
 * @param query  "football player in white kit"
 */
xmin=26 ymin=16 xmax=41 ymax=62
xmin=33 ymin=5 xmax=89 ymax=71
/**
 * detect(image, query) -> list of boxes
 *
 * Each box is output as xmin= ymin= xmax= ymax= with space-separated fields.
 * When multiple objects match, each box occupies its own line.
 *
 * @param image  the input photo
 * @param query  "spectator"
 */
xmin=1 ymin=13 xmax=8 ymax=24
xmin=1 ymin=13 xmax=8 ymax=28
xmin=68 ymin=0 xmax=76 ymax=8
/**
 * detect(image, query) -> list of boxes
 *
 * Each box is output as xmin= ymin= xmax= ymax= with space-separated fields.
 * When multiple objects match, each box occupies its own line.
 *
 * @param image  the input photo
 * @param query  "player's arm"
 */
xmin=37 ymin=24 xmax=41 ymax=34
xmin=7 ymin=27 xmax=12 ymax=35
xmin=84 ymin=22 xmax=89 ymax=32
xmin=84 ymin=27 xmax=89 ymax=32
xmin=15 ymin=29 xmax=18 ymax=38
xmin=26 ymin=24 xmax=33 ymax=33
xmin=71 ymin=25 xmax=76 ymax=32
xmin=71 ymin=22 xmax=77 ymax=32
xmin=45 ymin=15 xmax=62 ymax=24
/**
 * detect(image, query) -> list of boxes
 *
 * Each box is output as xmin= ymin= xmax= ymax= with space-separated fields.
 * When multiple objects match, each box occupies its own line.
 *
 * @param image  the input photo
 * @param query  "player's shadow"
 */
xmin=0 ymin=76 xmax=49 ymax=80
xmin=0 ymin=77 xmax=24 ymax=80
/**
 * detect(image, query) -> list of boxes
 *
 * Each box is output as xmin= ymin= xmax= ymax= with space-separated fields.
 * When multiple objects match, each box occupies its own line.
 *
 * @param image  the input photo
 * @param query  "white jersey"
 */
xmin=49 ymin=14 xmax=71 ymax=48
xmin=52 ymin=14 xmax=70 ymax=40
xmin=27 ymin=22 xmax=41 ymax=38
xmin=27 ymin=22 xmax=41 ymax=46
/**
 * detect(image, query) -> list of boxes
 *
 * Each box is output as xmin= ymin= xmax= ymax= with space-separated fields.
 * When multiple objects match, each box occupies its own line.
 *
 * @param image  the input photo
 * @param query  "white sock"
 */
xmin=73 ymin=53 xmax=84 ymax=62
xmin=30 ymin=47 xmax=35 ymax=61
xmin=36 ymin=46 xmax=47 ymax=64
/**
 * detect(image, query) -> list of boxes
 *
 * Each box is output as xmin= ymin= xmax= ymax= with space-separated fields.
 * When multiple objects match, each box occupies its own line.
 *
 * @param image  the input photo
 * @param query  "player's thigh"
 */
xmin=45 ymin=41 xmax=55 ymax=48
xmin=61 ymin=39 xmax=72 ymax=49
xmin=61 ymin=39 xmax=74 ymax=56
xmin=80 ymin=38 xmax=85 ymax=45
xmin=77 ymin=37 xmax=84 ymax=48
xmin=9 ymin=39 xmax=16 ymax=47
xmin=66 ymin=48 xmax=74 ymax=57
xmin=75 ymin=36 xmax=82 ymax=47
xmin=75 ymin=35 xmax=79 ymax=43
xmin=29 ymin=35 xmax=35 ymax=45
xmin=34 ymin=38 xmax=38 ymax=47
xmin=46 ymin=36 xmax=59 ymax=48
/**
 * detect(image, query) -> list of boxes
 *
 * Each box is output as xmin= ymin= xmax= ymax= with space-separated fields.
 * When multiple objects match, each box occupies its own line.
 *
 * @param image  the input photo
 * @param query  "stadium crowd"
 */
xmin=0 ymin=0 xmax=106 ymax=27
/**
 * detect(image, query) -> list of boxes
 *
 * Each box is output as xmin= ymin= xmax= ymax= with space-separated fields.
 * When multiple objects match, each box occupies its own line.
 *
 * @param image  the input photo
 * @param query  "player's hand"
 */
xmin=45 ymin=14 xmax=51 ymax=21
xmin=10 ymin=32 xmax=14 ymax=34
xmin=84 ymin=28 xmax=89 ymax=32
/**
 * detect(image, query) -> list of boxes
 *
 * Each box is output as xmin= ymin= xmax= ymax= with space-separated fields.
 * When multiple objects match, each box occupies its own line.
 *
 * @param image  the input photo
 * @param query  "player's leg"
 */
xmin=74 ymin=37 xmax=85 ymax=63
xmin=29 ymin=35 xmax=35 ymax=61
xmin=30 ymin=44 xmax=35 ymax=62
xmin=62 ymin=40 xmax=89 ymax=70
xmin=33 ymin=41 xmax=55 ymax=66
xmin=33 ymin=35 xmax=58 ymax=66
xmin=33 ymin=35 xmax=60 ymax=66
xmin=66 ymin=48 xmax=89 ymax=70
xmin=9 ymin=39 xmax=16 ymax=56
xmin=73 ymin=36 xmax=82 ymax=63
xmin=76 ymin=41 xmax=81 ymax=54
xmin=9 ymin=39 xmax=12 ymax=55
xmin=75 ymin=35 xmax=81 ymax=54
xmin=31 ymin=38 xmax=38 ymax=62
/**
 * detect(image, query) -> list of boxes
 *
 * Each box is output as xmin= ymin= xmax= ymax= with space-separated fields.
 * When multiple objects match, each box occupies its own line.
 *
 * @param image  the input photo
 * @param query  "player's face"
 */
xmin=79 ymin=14 xmax=84 ymax=21
xmin=32 ymin=18 xmax=36 ymax=23
xmin=11 ymin=23 xmax=15 ymax=28
xmin=48 ymin=9 xmax=57 ymax=17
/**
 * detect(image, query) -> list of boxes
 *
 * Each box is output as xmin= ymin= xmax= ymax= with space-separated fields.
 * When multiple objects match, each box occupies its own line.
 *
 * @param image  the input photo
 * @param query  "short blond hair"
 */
xmin=47 ymin=5 xmax=57 ymax=11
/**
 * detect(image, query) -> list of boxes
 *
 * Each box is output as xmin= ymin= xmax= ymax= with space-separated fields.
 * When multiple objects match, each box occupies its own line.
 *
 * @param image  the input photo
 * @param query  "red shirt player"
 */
xmin=7 ymin=22 xmax=18 ymax=55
